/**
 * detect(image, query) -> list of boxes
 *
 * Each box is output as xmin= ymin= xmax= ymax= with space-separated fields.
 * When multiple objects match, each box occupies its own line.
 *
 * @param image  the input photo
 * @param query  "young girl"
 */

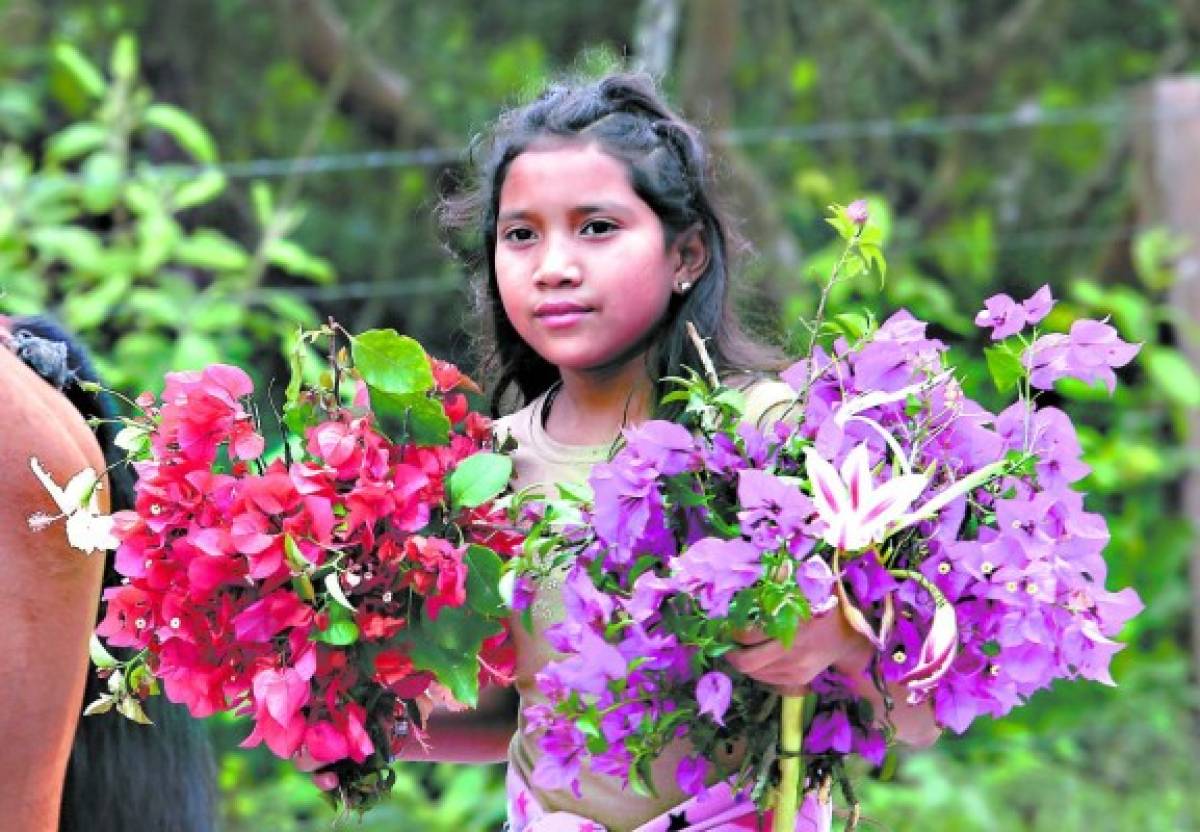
xmin=419 ymin=72 xmax=936 ymax=831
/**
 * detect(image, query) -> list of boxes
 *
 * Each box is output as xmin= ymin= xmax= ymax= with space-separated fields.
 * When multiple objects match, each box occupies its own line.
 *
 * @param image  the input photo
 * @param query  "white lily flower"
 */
xmin=28 ymin=457 xmax=118 ymax=554
xmin=804 ymin=444 xmax=930 ymax=552
xmin=833 ymin=371 xmax=954 ymax=428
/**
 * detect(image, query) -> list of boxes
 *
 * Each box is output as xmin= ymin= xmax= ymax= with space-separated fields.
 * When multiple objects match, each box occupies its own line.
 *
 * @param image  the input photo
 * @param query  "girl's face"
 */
xmin=494 ymin=142 xmax=696 ymax=378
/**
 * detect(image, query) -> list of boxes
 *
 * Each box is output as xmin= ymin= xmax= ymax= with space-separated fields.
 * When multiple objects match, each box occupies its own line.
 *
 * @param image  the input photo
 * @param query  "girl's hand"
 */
xmin=724 ymin=608 xmax=943 ymax=749
xmin=833 ymin=639 xmax=942 ymax=748
xmin=725 ymin=608 xmax=870 ymax=697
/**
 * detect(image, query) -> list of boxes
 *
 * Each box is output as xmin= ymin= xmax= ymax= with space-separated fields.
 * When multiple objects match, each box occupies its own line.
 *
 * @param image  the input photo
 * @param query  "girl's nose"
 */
xmin=534 ymin=237 xmax=583 ymax=287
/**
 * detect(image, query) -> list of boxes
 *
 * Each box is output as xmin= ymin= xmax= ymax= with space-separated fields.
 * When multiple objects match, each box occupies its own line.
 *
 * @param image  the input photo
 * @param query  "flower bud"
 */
xmin=847 ymin=199 xmax=870 ymax=226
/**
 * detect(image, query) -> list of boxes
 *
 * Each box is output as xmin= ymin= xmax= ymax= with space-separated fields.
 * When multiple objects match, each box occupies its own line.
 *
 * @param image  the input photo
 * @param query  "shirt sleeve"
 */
xmin=742 ymin=377 xmax=799 ymax=428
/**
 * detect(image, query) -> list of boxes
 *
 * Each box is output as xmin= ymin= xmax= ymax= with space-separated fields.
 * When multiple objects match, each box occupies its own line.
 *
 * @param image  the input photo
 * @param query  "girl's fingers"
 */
xmin=725 ymin=640 xmax=785 ymax=675
xmin=730 ymin=626 xmax=771 ymax=647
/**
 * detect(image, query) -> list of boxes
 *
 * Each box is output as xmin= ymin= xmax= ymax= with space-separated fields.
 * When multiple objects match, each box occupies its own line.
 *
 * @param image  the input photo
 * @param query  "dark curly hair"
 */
xmin=441 ymin=71 xmax=784 ymax=418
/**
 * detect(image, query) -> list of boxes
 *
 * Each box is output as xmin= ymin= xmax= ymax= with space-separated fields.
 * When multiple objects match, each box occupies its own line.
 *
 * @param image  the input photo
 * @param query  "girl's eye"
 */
xmin=502 ymin=227 xmax=536 ymax=243
xmin=580 ymin=218 xmax=618 ymax=237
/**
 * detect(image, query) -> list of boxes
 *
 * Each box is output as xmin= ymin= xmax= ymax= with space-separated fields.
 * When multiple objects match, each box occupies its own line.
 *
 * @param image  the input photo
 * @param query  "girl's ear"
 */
xmin=671 ymin=224 xmax=710 ymax=292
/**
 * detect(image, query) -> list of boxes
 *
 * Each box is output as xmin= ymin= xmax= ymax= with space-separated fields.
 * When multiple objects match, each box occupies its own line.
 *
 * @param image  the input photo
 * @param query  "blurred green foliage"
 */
xmin=1 ymin=0 xmax=1197 ymax=829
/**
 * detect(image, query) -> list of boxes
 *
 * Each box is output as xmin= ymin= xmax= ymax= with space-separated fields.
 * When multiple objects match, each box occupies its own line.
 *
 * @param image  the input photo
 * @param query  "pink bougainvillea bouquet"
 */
xmin=511 ymin=203 xmax=1144 ymax=831
xmin=32 ymin=325 xmax=521 ymax=812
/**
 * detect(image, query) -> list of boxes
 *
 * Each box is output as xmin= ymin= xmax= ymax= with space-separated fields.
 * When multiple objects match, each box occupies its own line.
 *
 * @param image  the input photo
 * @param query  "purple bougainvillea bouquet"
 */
xmin=510 ymin=203 xmax=1144 ymax=830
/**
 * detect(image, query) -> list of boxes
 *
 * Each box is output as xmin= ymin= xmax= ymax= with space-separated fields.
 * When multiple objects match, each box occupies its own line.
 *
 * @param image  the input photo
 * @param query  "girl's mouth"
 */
xmin=534 ymin=302 xmax=591 ymax=329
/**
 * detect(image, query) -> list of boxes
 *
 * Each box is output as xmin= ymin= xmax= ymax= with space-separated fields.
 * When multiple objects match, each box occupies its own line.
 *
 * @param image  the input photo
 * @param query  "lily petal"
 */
xmin=805 ymin=448 xmax=851 ymax=519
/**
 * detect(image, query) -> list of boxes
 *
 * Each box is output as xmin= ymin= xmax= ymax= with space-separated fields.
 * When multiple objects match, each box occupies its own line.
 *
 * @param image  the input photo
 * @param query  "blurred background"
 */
xmin=1 ymin=0 xmax=1197 ymax=829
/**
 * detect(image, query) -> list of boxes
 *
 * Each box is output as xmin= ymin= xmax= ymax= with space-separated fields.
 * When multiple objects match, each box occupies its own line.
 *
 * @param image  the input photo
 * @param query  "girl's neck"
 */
xmin=545 ymin=358 xmax=654 ymax=446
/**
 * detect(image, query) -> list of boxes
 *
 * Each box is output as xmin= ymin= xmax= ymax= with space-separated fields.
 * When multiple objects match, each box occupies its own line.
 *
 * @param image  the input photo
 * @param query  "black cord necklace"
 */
xmin=539 ymin=379 xmax=563 ymax=429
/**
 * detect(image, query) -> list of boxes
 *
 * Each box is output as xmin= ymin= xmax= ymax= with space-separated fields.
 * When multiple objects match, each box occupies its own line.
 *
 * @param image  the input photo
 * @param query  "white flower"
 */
xmin=28 ymin=457 xmax=118 ymax=554
xmin=804 ymin=444 xmax=930 ymax=552
xmin=832 ymin=371 xmax=953 ymax=429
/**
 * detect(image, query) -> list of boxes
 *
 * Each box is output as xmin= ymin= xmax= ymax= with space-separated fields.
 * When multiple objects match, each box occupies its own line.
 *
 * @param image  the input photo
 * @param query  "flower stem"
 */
xmin=773 ymin=693 xmax=805 ymax=832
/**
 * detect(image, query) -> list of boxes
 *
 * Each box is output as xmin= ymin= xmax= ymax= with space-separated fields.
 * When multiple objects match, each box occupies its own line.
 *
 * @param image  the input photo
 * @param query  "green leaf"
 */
xmin=351 ymin=329 xmax=434 ymax=395
xmin=174 ymin=230 xmax=249 ymax=271
xmin=984 ymin=345 xmax=1025 ymax=393
xmin=1144 ymin=346 xmax=1200 ymax=409
xmin=283 ymin=400 xmax=318 ymax=435
xmin=465 ymin=545 xmax=505 ymax=617
xmin=116 ymin=695 xmax=154 ymax=725
xmin=135 ymin=212 xmax=181 ymax=275
xmin=823 ymin=312 xmax=871 ymax=342
xmin=284 ymin=533 xmax=310 ymax=572
xmin=314 ymin=605 xmax=359 ymax=646
xmin=448 ymin=452 xmax=513 ymax=509
xmin=407 ymin=603 xmax=503 ymax=708
xmin=369 ymin=389 xmax=451 ymax=446
xmin=45 ymin=122 xmax=108 ymax=165
xmin=110 ymin=34 xmax=139 ymax=82
xmin=713 ymin=388 xmax=747 ymax=415
xmin=173 ymin=169 xmax=227 ymax=210
xmin=31 ymin=226 xmax=104 ymax=271
xmin=52 ymin=43 xmax=107 ymax=100
xmin=127 ymin=287 xmax=186 ymax=327
xmin=143 ymin=104 xmax=217 ymax=164
xmin=89 ymin=634 xmax=118 ymax=669
xmin=63 ymin=276 xmax=131 ymax=330
xmin=262 ymin=289 xmax=320 ymax=329
xmin=251 ymin=181 xmax=275 ymax=227
xmin=266 ymin=238 xmax=335 ymax=284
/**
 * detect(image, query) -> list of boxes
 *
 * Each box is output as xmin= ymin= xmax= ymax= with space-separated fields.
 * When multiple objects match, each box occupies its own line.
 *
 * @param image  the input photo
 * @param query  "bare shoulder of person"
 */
xmin=0 ymin=344 xmax=108 ymax=829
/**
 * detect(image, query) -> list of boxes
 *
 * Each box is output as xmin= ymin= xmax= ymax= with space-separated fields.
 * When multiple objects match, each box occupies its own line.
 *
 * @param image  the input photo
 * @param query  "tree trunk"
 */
xmin=677 ymin=0 xmax=801 ymax=326
xmin=1132 ymin=76 xmax=1200 ymax=688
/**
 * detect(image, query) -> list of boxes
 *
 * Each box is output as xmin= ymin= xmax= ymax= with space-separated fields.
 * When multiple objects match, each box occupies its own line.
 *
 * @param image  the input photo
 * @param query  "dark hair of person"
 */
xmin=440 ymin=71 xmax=785 ymax=419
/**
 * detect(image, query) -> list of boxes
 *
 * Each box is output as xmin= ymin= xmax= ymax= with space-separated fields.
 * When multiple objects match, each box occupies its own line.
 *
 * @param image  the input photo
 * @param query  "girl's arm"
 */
xmin=0 ymin=347 xmax=109 ymax=830
xmin=392 ymin=684 xmax=519 ymax=763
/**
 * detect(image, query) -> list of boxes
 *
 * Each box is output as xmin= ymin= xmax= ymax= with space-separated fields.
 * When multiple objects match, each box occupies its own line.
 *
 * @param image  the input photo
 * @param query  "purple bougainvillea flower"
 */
xmin=539 ymin=627 xmax=627 ymax=697
xmin=975 ymin=293 xmax=1027 ymax=340
xmin=532 ymin=720 xmax=586 ymax=797
xmin=795 ymin=555 xmax=838 ymax=614
xmin=696 ymin=671 xmax=733 ymax=726
xmin=1022 ymin=285 xmax=1055 ymax=324
xmin=737 ymin=469 xmax=819 ymax=554
xmin=671 ymin=537 xmax=763 ymax=616
xmin=628 ymin=570 xmax=677 ymax=623
xmin=1024 ymin=320 xmax=1139 ymax=393
xmin=1064 ymin=319 xmax=1140 ymax=393
xmin=623 ymin=420 xmax=699 ymax=476
xmin=805 ymin=709 xmax=853 ymax=754
xmin=590 ymin=456 xmax=663 ymax=559
xmin=676 ymin=754 xmax=709 ymax=797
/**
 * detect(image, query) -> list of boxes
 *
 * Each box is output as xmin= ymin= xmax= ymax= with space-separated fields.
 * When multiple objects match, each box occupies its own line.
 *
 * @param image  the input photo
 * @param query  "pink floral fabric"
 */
xmin=505 ymin=765 xmax=831 ymax=832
